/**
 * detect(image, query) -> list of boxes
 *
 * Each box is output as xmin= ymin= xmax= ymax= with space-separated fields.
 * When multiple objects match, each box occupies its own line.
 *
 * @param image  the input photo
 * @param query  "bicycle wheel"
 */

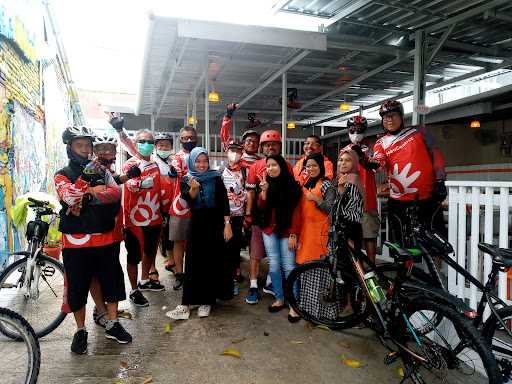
xmin=482 ymin=305 xmax=512 ymax=382
xmin=403 ymin=299 xmax=502 ymax=383
xmin=0 ymin=307 xmax=40 ymax=384
xmin=285 ymin=260 xmax=368 ymax=329
xmin=0 ymin=254 xmax=67 ymax=339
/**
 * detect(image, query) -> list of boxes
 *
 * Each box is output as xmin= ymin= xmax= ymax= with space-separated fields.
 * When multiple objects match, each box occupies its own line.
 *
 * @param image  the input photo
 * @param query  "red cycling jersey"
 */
xmin=122 ymin=157 xmax=163 ymax=227
xmin=340 ymin=140 xmax=378 ymax=213
xmin=373 ymin=126 xmax=446 ymax=202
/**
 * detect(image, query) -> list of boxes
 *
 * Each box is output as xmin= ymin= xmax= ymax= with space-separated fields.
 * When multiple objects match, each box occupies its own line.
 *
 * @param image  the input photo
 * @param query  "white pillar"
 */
xmin=150 ymin=113 xmax=156 ymax=134
xmin=281 ymin=72 xmax=287 ymax=156
xmin=412 ymin=29 xmax=426 ymax=126
xmin=186 ymin=101 xmax=190 ymax=126
xmin=192 ymin=96 xmax=197 ymax=129
xmin=204 ymin=67 xmax=210 ymax=152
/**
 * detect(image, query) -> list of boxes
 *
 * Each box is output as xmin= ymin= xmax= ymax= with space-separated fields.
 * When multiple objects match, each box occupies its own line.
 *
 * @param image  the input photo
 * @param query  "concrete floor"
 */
xmin=16 ymin=250 xmax=406 ymax=384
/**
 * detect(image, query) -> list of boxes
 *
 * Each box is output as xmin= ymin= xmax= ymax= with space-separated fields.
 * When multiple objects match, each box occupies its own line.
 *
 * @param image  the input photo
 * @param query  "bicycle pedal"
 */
xmin=384 ymin=351 xmax=399 ymax=365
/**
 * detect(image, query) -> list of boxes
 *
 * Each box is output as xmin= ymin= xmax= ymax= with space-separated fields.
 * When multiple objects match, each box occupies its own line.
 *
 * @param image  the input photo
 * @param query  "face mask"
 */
xmin=137 ymin=142 xmax=154 ymax=156
xmin=349 ymin=132 xmax=364 ymax=144
xmin=182 ymin=141 xmax=196 ymax=152
xmin=157 ymin=149 xmax=172 ymax=159
xmin=227 ymin=152 xmax=241 ymax=163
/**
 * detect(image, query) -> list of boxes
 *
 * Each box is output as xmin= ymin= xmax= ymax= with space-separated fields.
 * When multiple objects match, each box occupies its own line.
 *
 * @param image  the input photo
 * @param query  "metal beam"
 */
xmin=426 ymin=24 xmax=456 ymax=66
xmin=485 ymin=9 xmax=512 ymax=23
xmin=297 ymin=49 xmax=415 ymax=111
xmin=237 ymin=50 xmax=310 ymax=108
xmin=134 ymin=13 xmax=156 ymax=116
xmin=324 ymin=0 xmax=373 ymax=27
xmin=412 ymin=30 xmax=426 ymax=126
xmin=282 ymin=72 xmax=287 ymax=154
xmin=154 ymin=38 xmax=189 ymax=119
xmin=424 ymin=0 xmax=509 ymax=34
xmin=327 ymin=40 xmax=407 ymax=56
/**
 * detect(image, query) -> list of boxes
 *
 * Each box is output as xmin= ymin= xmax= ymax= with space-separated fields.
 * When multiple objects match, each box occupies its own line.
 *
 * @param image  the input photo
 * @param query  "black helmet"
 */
xmin=154 ymin=132 xmax=174 ymax=144
xmin=62 ymin=126 xmax=94 ymax=144
xmin=379 ymin=99 xmax=404 ymax=118
xmin=241 ymin=130 xmax=260 ymax=142
xmin=347 ymin=115 xmax=368 ymax=133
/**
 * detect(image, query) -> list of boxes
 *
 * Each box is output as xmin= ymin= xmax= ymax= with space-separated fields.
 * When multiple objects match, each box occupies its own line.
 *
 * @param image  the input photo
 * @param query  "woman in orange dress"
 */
xmin=296 ymin=152 xmax=335 ymax=264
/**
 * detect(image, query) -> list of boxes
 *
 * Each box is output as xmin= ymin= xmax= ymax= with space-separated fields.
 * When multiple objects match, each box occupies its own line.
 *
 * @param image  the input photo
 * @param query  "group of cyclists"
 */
xmin=54 ymin=98 xmax=447 ymax=355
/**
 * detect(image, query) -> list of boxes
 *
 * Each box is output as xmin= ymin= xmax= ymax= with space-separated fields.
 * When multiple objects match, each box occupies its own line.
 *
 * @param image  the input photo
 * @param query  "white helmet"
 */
xmin=93 ymin=134 xmax=118 ymax=146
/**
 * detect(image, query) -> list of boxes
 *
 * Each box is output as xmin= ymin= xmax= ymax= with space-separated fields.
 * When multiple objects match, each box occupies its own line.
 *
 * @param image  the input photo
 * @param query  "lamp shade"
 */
xmin=188 ymin=116 xmax=195 ymax=125
xmin=339 ymin=102 xmax=350 ymax=111
xmin=470 ymin=120 xmax=480 ymax=129
xmin=208 ymin=91 xmax=220 ymax=103
xmin=287 ymin=121 xmax=296 ymax=129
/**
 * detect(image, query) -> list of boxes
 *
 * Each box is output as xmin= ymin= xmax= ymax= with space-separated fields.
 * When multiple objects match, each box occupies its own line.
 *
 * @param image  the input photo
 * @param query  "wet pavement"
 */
xmin=32 ymin=249 xmax=402 ymax=384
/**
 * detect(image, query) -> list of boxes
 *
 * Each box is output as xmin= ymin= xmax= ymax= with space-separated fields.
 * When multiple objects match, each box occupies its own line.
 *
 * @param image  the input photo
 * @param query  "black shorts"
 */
xmin=387 ymin=197 xmax=446 ymax=246
xmin=162 ymin=215 xmax=173 ymax=255
xmin=62 ymin=242 xmax=126 ymax=313
xmin=124 ymin=225 xmax=161 ymax=265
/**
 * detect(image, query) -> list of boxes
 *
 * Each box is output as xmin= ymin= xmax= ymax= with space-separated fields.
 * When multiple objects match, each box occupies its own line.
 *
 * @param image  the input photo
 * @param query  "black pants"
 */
xmin=225 ymin=216 xmax=244 ymax=278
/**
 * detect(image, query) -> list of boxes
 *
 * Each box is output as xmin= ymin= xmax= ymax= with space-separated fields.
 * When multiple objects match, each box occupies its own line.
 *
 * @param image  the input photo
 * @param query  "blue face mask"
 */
xmin=137 ymin=142 xmax=154 ymax=156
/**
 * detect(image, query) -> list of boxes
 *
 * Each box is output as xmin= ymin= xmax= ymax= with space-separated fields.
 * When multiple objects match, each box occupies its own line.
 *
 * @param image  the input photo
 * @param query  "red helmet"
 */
xmin=379 ymin=99 xmax=404 ymax=118
xmin=347 ymin=115 xmax=368 ymax=134
xmin=260 ymin=130 xmax=282 ymax=144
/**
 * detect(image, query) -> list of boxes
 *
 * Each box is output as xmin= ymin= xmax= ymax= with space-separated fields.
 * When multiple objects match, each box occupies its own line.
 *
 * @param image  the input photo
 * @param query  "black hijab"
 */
xmin=263 ymin=154 xmax=302 ymax=232
xmin=303 ymin=152 xmax=326 ymax=190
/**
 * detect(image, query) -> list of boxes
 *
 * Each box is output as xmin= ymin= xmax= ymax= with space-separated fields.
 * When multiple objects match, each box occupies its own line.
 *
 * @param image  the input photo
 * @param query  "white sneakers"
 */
xmin=165 ymin=304 xmax=211 ymax=319
xmin=166 ymin=305 xmax=190 ymax=320
xmin=197 ymin=305 xmax=211 ymax=318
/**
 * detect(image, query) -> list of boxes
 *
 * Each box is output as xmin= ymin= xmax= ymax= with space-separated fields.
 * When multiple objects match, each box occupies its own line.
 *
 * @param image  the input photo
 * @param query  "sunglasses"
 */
xmin=138 ymin=140 xmax=155 ymax=144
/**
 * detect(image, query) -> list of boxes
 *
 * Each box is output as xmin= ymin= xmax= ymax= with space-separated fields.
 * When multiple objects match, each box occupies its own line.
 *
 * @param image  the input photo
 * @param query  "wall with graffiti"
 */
xmin=0 ymin=0 xmax=73 ymax=268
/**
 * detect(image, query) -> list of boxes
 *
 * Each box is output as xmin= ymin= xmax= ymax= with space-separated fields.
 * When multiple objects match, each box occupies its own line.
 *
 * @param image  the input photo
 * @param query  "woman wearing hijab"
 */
xmin=166 ymin=147 xmax=233 ymax=320
xmin=296 ymin=152 xmax=335 ymax=264
xmin=330 ymin=149 xmax=364 ymax=249
xmin=257 ymin=154 xmax=302 ymax=321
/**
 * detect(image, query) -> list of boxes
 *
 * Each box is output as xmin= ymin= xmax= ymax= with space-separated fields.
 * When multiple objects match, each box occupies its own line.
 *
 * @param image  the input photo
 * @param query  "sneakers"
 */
xmin=198 ymin=305 xmax=211 ymax=318
xmin=129 ymin=289 xmax=149 ymax=307
xmin=71 ymin=329 xmax=88 ymax=355
xmin=173 ymin=273 xmax=185 ymax=291
xmin=263 ymin=283 xmax=276 ymax=297
xmin=138 ymin=280 xmax=165 ymax=292
xmin=245 ymin=287 xmax=259 ymax=304
xmin=166 ymin=305 xmax=190 ymax=320
xmin=105 ymin=322 xmax=133 ymax=344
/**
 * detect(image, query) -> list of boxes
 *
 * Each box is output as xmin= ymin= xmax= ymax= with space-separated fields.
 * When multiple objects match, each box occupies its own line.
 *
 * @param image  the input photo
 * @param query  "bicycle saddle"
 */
xmin=478 ymin=243 xmax=512 ymax=268
xmin=384 ymin=242 xmax=422 ymax=263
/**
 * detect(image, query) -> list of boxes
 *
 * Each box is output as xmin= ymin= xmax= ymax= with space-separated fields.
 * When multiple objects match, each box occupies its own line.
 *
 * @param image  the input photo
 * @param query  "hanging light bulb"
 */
xmin=287 ymin=121 xmax=296 ymax=129
xmin=339 ymin=102 xmax=350 ymax=111
xmin=188 ymin=116 xmax=196 ymax=125
xmin=470 ymin=120 xmax=480 ymax=129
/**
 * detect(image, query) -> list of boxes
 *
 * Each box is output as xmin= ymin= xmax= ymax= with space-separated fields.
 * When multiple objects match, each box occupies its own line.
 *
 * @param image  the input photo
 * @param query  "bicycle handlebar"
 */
xmin=28 ymin=197 xmax=50 ymax=207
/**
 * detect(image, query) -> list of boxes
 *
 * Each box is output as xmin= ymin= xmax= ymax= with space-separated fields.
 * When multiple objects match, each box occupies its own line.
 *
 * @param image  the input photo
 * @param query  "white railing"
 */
xmin=446 ymin=181 xmax=512 ymax=309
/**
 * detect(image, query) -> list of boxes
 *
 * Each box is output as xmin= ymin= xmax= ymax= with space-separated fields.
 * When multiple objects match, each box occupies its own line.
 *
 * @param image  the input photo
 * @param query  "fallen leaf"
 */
xmin=290 ymin=340 xmax=304 ymax=345
xmin=231 ymin=337 xmax=246 ymax=344
xmin=117 ymin=310 xmax=133 ymax=320
xmin=342 ymin=358 xmax=365 ymax=368
xmin=315 ymin=325 xmax=332 ymax=331
xmin=143 ymin=377 xmax=153 ymax=384
xmin=398 ymin=367 xmax=404 ymax=378
xmin=119 ymin=360 xmax=129 ymax=369
xmin=221 ymin=348 xmax=241 ymax=358
xmin=337 ymin=340 xmax=351 ymax=349
xmin=304 ymin=322 xmax=314 ymax=332
xmin=164 ymin=323 xmax=173 ymax=333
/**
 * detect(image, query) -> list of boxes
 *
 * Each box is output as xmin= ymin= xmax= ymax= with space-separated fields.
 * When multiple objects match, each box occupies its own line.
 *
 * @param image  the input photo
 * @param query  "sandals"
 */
xmin=149 ymin=271 xmax=160 ymax=281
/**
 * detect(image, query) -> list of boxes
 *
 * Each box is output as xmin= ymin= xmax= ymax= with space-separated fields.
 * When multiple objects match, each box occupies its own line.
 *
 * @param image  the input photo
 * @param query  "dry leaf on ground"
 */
xmin=221 ymin=348 xmax=241 ymax=358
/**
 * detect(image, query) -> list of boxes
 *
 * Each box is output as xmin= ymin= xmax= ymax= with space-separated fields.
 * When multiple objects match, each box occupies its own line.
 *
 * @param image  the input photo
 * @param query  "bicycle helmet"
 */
xmin=260 ymin=130 xmax=282 ymax=144
xmin=347 ymin=115 xmax=368 ymax=134
xmin=93 ymin=134 xmax=118 ymax=146
xmin=241 ymin=130 xmax=260 ymax=142
xmin=62 ymin=126 xmax=95 ymax=144
xmin=379 ymin=99 xmax=404 ymax=118
xmin=227 ymin=140 xmax=244 ymax=151
xmin=154 ymin=132 xmax=174 ymax=144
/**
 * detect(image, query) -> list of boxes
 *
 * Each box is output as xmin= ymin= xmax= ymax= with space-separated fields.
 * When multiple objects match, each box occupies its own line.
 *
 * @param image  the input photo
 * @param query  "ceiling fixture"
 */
xmin=287 ymin=121 xmax=296 ymax=129
xmin=339 ymin=102 xmax=350 ymax=111
xmin=208 ymin=91 xmax=220 ymax=103
xmin=470 ymin=120 xmax=481 ymax=129
xmin=188 ymin=116 xmax=195 ymax=125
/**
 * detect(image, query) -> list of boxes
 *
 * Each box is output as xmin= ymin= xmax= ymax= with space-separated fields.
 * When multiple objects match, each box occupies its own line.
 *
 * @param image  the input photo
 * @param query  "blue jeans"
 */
xmin=262 ymin=233 xmax=296 ymax=301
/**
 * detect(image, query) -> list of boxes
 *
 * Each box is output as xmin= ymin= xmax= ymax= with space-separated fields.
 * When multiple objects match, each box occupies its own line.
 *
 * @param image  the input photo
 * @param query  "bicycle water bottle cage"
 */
xmin=385 ymin=242 xmax=422 ymax=263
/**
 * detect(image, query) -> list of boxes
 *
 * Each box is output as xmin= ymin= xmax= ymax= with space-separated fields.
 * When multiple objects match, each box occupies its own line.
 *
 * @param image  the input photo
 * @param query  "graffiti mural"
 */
xmin=11 ymin=101 xmax=46 ymax=197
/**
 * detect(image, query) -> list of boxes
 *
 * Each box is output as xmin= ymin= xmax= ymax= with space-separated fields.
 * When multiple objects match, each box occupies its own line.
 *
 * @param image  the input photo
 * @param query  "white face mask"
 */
xmin=227 ymin=151 xmax=241 ymax=163
xmin=349 ymin=132 xmax=364 ymax=144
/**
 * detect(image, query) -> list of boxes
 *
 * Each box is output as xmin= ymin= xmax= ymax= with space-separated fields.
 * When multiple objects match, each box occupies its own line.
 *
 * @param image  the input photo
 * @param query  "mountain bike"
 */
xmin=285 ymin=228 xmax=502 ymax=383
xmin=379 ymin=203 xmax=512 ymax=381
xmin=0 ymin=307 xmax=40 ymax=384
xmin=0 ymin=197 xmax=66 ymax=339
